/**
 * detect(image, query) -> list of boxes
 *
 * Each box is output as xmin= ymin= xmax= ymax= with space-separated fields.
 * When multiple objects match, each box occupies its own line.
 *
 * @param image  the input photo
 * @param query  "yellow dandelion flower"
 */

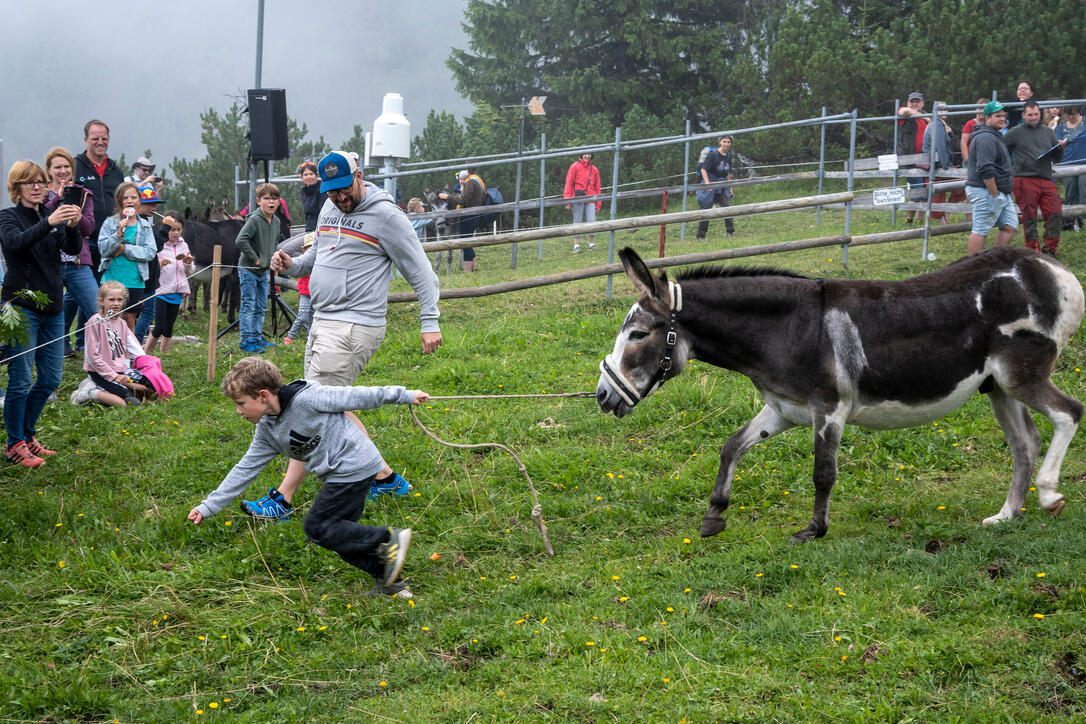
xmin=223 ymin=699 xmax=231 ymax=703
xmin=318 ymin=626 xmax=327 ymax=631
xmin=422 ymin=626 xmax=430 ymax=631
xmin=379 ymin=681 xmax=388 ymax=687
xmin=755 ymin=573 xmax=764 ymax=578
xmin=296 ymin=626 xmax=306 ymax=632
xmin=638 ymin=636 xmax=647 ymax=642
xmin=612 ymin=575 xmax=620 ymax=581
xmin=1037 ymin=572 xmax=1046 ymax=578
xmin=619 ymin=596 xmax=629 ymax=602
xmin=58 ymin=561 xmax=65 ymax=568
xmin=220 ymin=635 xmax=226 ymax=639
xmin=663 ymin=677 xmax=670 ymax=683
xmin=684 ymin=588 xmax=691 ymax=593
xmin=606 ymin=472 xmax=614 ymax=479
xmin=509 ymin=574 xmax=517 ymax=580
xmin=224 ymin=521 xmax=232 ymax=526
xmin=209 ymin=702 xmax=219 ymax=709
xmin=196 ymin=710 xmax=204 ymax=716
xmin=1034 ymin=613 xmax=1045 ymax=619
xmin=515 ymin=619 xmax=525 ymax=625
xmin=790 ymin=564 xmax=799 ymax=569
xmin=841 ymin=655 xmax=848 ymax=661
xmin=937 ymin=505 xmax=946 ymax=510
xmin=683 ymin=538 xmax=691 ymax=544
xmin=198 ymin=636 xmax=205 ymax=641
xmin=666 ymin=607 xmax=674 ymax=613
xmin=408 ymin=600 xmax=415 ymax=608
xmin=586 ymin=641 xmax=595 ymax=646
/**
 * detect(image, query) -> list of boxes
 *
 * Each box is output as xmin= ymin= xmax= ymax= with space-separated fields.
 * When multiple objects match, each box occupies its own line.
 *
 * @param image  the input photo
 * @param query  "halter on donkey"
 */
xmin=597 ymin=246 xmax=1084 ymax=543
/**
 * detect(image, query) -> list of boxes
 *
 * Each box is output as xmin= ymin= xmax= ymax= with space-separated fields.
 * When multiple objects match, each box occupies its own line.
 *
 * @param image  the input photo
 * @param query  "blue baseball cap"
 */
xmin=317 ymin=150 xmax=359 ymax=193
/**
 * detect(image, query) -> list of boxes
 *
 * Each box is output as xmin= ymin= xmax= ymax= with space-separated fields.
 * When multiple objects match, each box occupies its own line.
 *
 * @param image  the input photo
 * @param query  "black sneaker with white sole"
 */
xmin=367 ymin=578 xmax=413 ymax=598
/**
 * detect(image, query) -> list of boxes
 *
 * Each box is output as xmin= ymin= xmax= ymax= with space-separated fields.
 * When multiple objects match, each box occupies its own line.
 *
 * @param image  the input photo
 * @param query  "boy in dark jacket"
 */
xmin=235 ymin=183 xmax=281 ymax=352
xmin=966 ymin=102 xmax=1018 ymax=254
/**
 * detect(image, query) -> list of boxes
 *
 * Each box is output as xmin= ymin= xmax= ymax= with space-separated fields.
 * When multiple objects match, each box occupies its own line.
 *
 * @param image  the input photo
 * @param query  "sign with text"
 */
xmin=872 ymin=187 xmax=907 ymax=205
xmin=877 ymin=154 xmax=900 ymax=171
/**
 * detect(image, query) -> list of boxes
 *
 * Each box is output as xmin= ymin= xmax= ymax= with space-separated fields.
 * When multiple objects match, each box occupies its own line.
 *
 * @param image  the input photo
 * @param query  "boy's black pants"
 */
xmin=302 ymin=477 xmax=390 ymax=582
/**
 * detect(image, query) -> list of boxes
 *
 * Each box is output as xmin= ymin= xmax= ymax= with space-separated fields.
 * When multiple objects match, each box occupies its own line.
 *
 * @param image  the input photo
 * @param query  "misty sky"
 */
xmin=0 ymin=0 xmax=474 ymax=197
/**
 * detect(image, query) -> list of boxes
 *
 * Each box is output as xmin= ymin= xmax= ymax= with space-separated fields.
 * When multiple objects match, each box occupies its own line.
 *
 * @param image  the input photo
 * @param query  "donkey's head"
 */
xmin=597 ymin=248 xmax=690 ymax=417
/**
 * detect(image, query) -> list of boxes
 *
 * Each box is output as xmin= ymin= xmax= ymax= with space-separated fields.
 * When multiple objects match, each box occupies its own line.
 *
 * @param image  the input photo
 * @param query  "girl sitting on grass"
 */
xmin=72 ymin=281 xmax=153 ymax=407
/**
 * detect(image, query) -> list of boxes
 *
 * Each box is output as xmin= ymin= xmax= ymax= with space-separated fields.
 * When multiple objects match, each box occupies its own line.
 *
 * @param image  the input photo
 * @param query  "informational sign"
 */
xmin=872 ymin=187 xmax=907 ymax=205
xmin=877 ymin=154 xmax=899 ymax=171
xmin=528 ymin=96 xmax=548 ymax=116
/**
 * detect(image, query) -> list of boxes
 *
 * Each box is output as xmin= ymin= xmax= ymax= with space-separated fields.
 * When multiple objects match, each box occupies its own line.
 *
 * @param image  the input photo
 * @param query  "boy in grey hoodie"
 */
xmin=188 ymin=357 xmax=428 ymax=597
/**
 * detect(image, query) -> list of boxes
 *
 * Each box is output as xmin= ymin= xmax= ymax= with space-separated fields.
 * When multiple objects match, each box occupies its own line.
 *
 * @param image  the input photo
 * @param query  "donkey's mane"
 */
xmin=676 ymin=264 xmax=809 ymax=282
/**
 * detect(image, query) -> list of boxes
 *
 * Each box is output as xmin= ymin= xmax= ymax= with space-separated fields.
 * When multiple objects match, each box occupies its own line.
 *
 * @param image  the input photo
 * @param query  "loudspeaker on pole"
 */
xmin=247 ymin=88 xmax=288 ymax=161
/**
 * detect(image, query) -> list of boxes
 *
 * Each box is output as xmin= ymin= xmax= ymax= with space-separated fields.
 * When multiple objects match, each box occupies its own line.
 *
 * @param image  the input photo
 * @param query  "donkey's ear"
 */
xmin=619 ymin=247 xmax=666 ymax=301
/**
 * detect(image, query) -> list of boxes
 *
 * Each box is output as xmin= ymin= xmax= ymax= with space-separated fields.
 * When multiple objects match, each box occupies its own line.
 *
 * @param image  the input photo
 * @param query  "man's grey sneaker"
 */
xmin=367 ymin=472 xmax=411 ymax=501
xmin=379 ymin=528 xmax=411 ymax=585
xmin=367 ymin=578 xmax=413 ymax=599
xmin=240 ymin=487 xmax=293 ymax=521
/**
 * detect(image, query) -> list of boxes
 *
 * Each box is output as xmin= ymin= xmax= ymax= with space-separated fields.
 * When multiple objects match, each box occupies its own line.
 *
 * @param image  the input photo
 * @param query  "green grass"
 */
xmin=2 ymin=181 xmax=1085 ymax=721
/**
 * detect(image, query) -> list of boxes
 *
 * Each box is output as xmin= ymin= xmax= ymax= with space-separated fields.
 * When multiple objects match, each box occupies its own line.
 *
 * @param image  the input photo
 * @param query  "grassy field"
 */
xmin=2 ymin=183 xmax=1085 ymax=722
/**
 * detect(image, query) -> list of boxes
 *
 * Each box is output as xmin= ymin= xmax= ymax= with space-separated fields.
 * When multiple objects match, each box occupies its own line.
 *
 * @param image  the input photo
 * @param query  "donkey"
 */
xmin=425 ymin=187 xmax=458 ymax=274
xmin=596 ymin=246 xmax=1083 ymax=543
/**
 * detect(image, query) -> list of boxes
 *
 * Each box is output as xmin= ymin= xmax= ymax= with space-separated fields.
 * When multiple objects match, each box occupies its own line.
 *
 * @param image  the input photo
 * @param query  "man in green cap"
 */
xmin=965 ymin=101 xmax=1018 ymax=254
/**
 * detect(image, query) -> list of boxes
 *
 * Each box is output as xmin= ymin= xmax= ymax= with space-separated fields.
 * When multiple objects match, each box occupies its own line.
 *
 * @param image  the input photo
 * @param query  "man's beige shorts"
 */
xmin=303 ymin=319 xmax=386 ymax=386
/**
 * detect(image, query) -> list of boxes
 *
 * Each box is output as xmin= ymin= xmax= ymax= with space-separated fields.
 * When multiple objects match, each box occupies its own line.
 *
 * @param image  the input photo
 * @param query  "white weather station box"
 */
xmin=371 ymin=93 xmax=411 ymax=159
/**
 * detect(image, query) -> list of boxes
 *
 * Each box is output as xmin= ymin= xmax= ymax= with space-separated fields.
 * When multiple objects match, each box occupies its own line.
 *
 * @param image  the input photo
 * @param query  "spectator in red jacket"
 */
xmin=563 ymin=152 xmax=602 ymax=253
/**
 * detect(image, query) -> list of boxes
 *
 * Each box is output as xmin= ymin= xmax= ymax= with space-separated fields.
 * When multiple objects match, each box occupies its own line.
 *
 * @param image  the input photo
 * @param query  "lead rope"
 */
xmin=408 ymin=391 xmax=594 ymax=557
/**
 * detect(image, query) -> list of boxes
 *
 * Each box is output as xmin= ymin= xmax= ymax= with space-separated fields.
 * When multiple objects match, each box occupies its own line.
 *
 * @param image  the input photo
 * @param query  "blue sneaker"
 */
xmin=240 ymin=337 xmax=262 ymax=353
xmin=259 ymin=336 xmax=277 ymax=348
xmin=240 ymin=487 xmax=292 ymax=520
xmin=367 ymin=473 xmax=411 ymax=501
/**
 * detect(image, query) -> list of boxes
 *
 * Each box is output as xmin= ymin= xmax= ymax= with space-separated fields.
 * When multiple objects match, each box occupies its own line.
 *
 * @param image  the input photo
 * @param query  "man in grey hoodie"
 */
xmin=239 ymin=150 xmax=442 ymax=521
xmin=965 ymin=102 xmax=1018 ymax=254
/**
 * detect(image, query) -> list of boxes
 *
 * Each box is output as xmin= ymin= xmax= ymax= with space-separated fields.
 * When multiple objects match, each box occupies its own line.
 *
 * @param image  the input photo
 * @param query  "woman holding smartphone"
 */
xmin=97 ymin=182 xmax=157 ymax=332
xmin=0 ymin=160 xmax=82 ymax=467
xmin=43 ymin=147 xmax=98 ymax=357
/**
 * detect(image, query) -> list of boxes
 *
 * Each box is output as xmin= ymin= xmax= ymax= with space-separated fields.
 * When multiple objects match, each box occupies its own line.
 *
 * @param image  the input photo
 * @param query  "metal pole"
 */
xmin=606 ymin=127 xmax=621 ymax=298
xmin=923 ymin=102 xmax=939 ymax=260
xmin=538 ymin=132 xmax=546 ymax=261
xmin=512 ymin=98 xmax=525 ymax=269
xmin=843 ymin=109 xmax=857 ymax=267
xmin=816 ymin=106 xmax=827 ymax=226
xmin=248 ymin=0 xmax=264 ymax=218
xmin=233 ymin=164 xmax=240 ymax=211
xmin=680 ymin=119 xmax=690 ymax=243
xmin=891 ymin=98 xmax=899 ymax=225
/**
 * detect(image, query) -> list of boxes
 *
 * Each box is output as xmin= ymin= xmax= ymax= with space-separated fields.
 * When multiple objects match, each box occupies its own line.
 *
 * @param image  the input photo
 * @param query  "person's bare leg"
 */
xmin=994 ymin=225 xmax=1016 ymax=246
xmin=161 ymin=337 xmax=173 ymax=354
xmin=967 ymin=232 xmax=989 ymax=254
xmin=143 ymin=334 xmax=159 ymax=354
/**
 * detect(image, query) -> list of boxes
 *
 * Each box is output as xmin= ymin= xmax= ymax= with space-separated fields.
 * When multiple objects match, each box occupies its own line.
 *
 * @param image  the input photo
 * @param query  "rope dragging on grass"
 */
xmin=409 ymin=391 xmax=595 ymax=558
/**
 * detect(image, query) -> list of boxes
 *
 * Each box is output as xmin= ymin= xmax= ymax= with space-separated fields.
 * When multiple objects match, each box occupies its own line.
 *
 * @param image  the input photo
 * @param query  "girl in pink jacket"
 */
xmin=75 ymin=281 xmax=153 ymax=407
xmin=144 ymin=211 xmax=194 ymax=354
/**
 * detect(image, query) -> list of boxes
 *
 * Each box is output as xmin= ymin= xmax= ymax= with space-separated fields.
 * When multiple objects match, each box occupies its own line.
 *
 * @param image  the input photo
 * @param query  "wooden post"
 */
xmin=658 ymin=190 xmax=668 ymax=258
xmin=206 ymin=245 xmax=222 ymax=384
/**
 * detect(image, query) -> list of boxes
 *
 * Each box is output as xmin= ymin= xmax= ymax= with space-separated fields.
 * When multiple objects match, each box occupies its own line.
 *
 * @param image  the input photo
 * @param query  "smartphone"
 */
xmin=63 ymin=185 xmax=82 ymax=206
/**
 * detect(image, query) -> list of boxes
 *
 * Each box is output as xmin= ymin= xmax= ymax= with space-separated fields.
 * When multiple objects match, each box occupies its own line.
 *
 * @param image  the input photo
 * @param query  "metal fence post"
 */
xmin=842 ymin=109 xmax=857 ymax=267
xmin=891 ymin=98 xmax=900 ymax=225
xmin=680 ymin=119 xmax=690 ymax=242
xmin=538 ymin=132 xmax=546 ymax=261
xmin=923 ymin=101 xmax=939 ymax=260
xmin=606 ymin=126 xmax=621 ymax=299
xmin=816 ymin=106 xmax=827 ymax=226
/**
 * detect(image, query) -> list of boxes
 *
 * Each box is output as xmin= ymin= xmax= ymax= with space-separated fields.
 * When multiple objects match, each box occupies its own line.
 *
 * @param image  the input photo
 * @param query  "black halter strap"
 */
xmin=599 ymin=282 xmax=682 ymax=405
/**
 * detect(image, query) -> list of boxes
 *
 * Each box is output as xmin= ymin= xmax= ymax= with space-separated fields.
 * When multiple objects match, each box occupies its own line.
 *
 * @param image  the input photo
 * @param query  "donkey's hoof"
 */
xmin=1046 ymin=498 xmax=1066 ymax=516
xmin=700 ymin=517 xmax=726 ymax=537
xmin=789 ymin=526 xmax=821 ymax=544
